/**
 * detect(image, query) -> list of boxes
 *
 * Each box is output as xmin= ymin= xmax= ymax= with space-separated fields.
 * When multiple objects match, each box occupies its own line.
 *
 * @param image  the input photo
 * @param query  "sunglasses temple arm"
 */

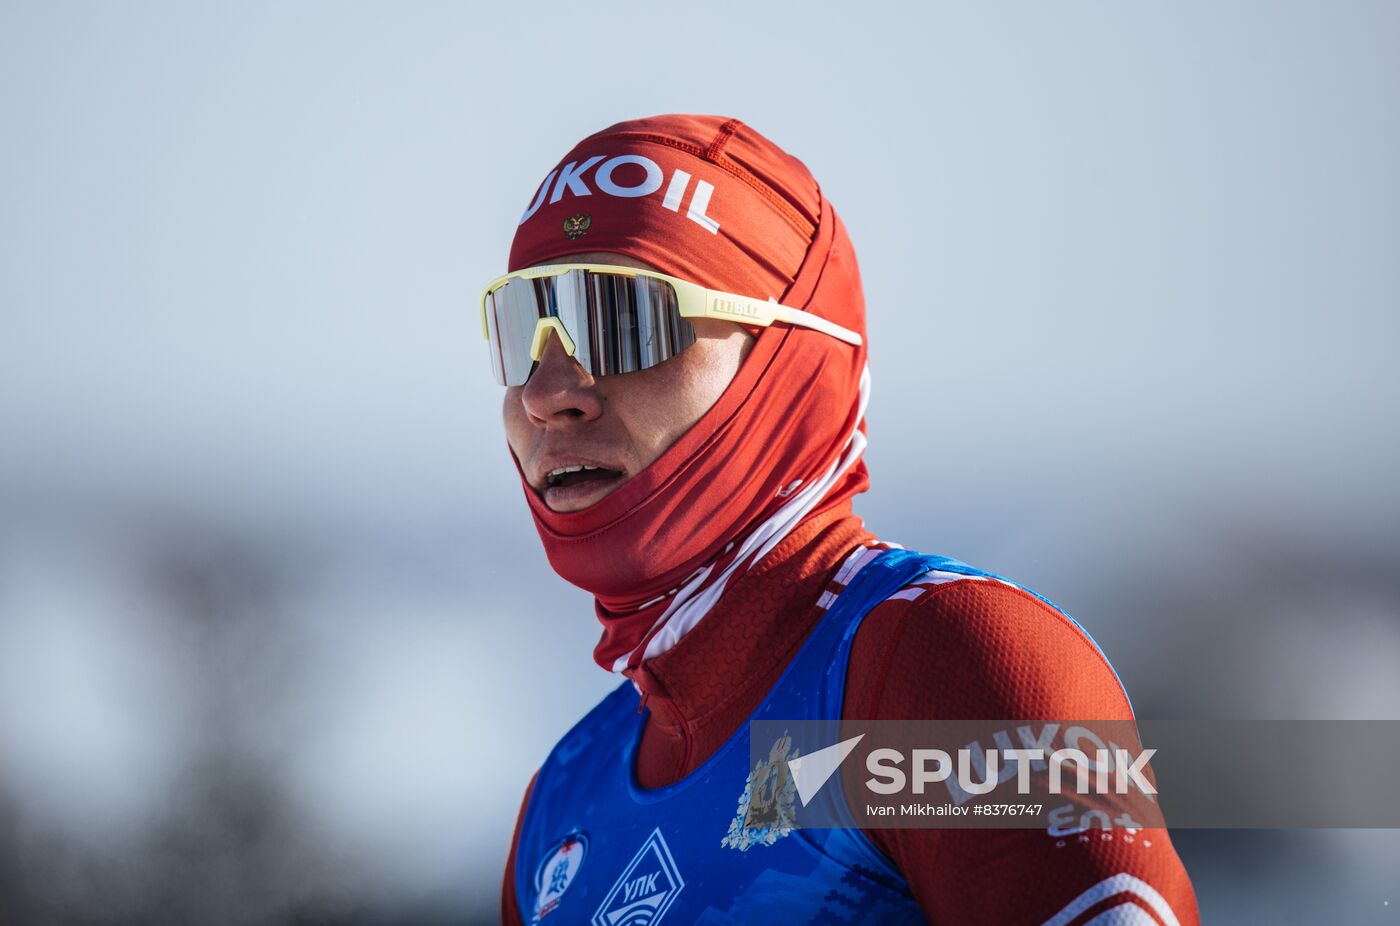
xmin=766 ymin=299 xmax=864 ymax=347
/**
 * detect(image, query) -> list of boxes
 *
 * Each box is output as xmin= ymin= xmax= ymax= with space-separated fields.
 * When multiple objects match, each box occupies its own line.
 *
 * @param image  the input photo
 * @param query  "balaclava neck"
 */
xmin=506 ymin=114 xmax=870 ymax=673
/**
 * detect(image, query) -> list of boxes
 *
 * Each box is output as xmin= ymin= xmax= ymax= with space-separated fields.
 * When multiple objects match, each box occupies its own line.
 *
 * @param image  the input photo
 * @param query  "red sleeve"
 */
xmin=844 ymin=578 xmax=1200 ymax=926
xmin=500 ymin=772 xmax=536 ymax=926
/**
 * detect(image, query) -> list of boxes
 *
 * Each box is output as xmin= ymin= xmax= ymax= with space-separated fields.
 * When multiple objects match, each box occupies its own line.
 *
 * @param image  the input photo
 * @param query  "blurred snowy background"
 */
xmin=1 ymin=2 xmax=1397 ymax=923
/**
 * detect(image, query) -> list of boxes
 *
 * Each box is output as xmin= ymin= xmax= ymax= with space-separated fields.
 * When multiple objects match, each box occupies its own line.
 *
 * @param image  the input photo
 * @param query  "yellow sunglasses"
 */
xmin=479 ymin=263 xmax=862 ymax=387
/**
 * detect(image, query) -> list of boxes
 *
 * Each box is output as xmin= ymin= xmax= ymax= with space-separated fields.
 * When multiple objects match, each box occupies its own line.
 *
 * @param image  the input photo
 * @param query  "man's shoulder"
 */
xmin=878 ymin=561 xmax=1097 ymax=656
xmin=845 ymin=557 xmax=1133 ymax=719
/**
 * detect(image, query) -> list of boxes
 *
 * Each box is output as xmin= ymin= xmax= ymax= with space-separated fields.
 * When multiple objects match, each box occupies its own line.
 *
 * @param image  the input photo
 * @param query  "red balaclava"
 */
xmin=506 ymin=114 xmax=871 ymax=673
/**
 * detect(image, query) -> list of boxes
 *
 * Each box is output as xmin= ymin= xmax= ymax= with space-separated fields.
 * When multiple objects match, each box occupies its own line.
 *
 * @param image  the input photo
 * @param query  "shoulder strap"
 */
xmin=819 ymin=548 xmax=952 ymax=715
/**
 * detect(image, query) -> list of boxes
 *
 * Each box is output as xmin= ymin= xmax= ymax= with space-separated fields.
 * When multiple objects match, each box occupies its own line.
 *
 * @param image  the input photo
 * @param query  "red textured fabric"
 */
xmin=501 ymin=534 xmax=1201 ymax=925
xmin=503 ymin=114 xmax=871 ymax=673
xmin=842 ymin=579 xmax=1200 ymax=925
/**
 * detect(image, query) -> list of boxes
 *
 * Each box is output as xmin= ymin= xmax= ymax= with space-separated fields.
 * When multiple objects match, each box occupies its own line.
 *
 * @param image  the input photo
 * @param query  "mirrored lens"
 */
xmin=485 ymin=276 xmax=555 ymax=386
xmin=485 ymin=270 xmax=696 ymax=386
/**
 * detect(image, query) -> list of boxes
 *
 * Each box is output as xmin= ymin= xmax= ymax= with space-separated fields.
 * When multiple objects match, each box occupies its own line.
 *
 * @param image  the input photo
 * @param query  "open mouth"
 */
xmin=540 ymin=464 xmax=628 ymax=510
xmin=545 ymin=464 xmax=625 ymax=489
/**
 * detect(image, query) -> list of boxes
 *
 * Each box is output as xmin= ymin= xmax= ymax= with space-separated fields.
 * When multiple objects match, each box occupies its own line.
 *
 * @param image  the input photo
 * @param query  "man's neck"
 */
xmin=625 ymin=504 xmax=876 ymax=788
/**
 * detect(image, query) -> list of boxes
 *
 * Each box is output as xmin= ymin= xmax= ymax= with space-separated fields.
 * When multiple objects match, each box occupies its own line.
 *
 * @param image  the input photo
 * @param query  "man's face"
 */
xmin=503 ymin=251 xmax=757 ymax=513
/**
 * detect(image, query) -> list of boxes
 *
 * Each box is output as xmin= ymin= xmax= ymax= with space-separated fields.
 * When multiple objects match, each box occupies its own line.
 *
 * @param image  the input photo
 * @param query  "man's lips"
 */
xmin=530 ymin=454 xmax=629 ymax=492
xmin=541 ymin=469 xmax=627 ymax=510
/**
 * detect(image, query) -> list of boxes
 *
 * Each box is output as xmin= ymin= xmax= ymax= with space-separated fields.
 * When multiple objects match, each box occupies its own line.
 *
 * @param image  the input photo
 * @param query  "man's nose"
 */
xmin=519 ymin=330 xmax=605 ymax=424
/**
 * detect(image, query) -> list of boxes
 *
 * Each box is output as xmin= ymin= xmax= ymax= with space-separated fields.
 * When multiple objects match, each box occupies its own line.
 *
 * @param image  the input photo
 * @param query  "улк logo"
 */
xmin=532 ymin=833 xmax=587 ymax=923
xmin=592 ymin=828 xmax=685 ymax=926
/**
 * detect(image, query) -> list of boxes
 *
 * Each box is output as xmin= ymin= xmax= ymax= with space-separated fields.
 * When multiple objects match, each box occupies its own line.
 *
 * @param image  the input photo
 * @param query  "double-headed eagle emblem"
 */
xmin=562 ymin=212 xmax=591 ymax=240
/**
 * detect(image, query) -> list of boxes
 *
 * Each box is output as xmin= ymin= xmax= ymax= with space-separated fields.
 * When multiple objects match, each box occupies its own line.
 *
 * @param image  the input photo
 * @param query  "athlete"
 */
xmin=484 ymin=114 xmax=1199 ymax=925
